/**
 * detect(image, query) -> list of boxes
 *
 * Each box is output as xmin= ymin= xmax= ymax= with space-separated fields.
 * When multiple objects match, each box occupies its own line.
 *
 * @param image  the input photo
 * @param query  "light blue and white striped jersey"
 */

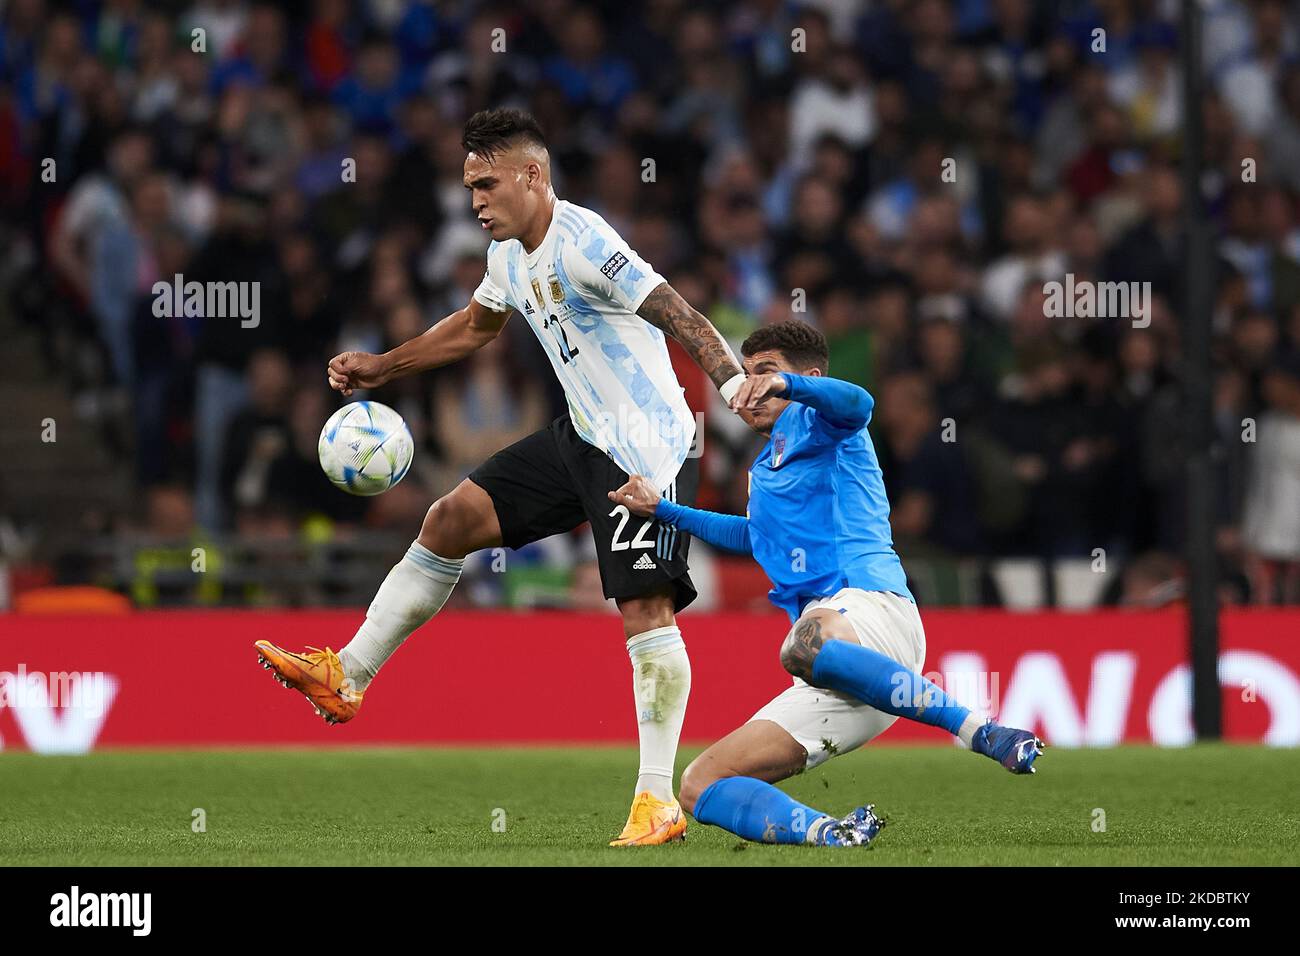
xmin=472 ymin=200 xmax=695 ymax=491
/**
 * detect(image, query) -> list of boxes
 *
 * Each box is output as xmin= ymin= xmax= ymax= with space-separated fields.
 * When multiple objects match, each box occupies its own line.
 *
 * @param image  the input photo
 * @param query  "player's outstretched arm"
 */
xmin=781 ymin=373 xmax=874 ymax=429
xmin=327 ymin=299 xmax=511 ymax=396
xmin=609 ymin=476 xmax=753 ymax=556
xmin=734 ymin=372 xmax=874 ymax=431
xmin=636 ymin=282 xmax=745 ymax=400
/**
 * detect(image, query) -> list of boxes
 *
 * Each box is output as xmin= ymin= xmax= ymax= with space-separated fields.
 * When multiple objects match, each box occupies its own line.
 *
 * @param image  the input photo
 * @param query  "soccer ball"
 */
xmin=318 ymin=401 xmax=414 ymax=496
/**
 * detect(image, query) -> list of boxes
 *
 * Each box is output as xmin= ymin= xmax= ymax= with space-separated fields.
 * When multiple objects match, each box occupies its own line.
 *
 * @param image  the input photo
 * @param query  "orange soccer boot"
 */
xmin=254 ymin=641 xmax=363 ymax=725
xmin=609 ymin=791 xmax=688 ymax=846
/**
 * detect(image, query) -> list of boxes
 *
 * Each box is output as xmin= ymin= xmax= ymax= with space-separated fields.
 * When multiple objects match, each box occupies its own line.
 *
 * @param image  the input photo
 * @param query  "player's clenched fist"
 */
xmin=327 ymin=351 xmax=391 ymax=396
xmin=730 ymin=371 xmax=788 ymax=412
xmin=607 ymin=475 xmax=661 ymax=518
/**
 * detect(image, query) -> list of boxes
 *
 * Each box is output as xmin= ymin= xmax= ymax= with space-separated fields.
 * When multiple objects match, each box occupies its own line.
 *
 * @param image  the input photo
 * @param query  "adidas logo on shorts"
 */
xmin=632 ymin=553 xmax=657 ymax=570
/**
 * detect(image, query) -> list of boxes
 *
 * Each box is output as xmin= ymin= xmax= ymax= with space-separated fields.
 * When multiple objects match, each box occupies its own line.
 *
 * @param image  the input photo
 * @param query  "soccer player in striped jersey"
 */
xmin=254 ymin=108 xmax=746 ymax=846
xmin=610 ymin=321 xmax=1044 ymax=847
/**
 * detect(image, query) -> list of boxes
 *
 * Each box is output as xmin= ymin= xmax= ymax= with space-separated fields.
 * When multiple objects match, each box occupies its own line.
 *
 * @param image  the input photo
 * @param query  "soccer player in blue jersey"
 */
xmin=610 ymin=320 xmax=1045 ymax=847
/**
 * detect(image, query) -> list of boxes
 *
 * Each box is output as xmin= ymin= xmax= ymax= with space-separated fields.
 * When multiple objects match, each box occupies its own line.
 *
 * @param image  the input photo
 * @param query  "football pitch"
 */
xmin=1 ymin=744 xmax=1297 ymax=866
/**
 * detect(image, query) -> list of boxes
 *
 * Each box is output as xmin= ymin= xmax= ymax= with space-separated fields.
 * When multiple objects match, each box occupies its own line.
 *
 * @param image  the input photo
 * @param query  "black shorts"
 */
xmin=469 ymin=415 xmax=697 ymax=612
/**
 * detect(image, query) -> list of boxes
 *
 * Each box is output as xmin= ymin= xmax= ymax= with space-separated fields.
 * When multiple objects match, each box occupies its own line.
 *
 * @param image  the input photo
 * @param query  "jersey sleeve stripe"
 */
xmin=558 ymin=213 xmax=585 ymax=239
xmin=556 ymin=218 xmax=582 ymax=242
xmin=560 ymin=207 xmax=590 ymax=230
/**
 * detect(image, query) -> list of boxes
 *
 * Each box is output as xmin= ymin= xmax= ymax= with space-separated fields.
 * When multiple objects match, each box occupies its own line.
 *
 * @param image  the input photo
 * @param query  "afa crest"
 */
xmin=548 ymin=276 xmax=564 ymax=303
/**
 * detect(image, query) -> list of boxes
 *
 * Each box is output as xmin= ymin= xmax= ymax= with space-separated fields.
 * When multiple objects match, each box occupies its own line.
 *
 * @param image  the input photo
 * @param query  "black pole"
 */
xmin=1180 ymin=0 xmax=1221 ymax=740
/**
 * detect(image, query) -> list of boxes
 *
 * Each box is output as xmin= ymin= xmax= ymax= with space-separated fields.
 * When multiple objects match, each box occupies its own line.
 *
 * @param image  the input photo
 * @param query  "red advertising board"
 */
xmin=0 ymin=609 xmax=1296 ymax=752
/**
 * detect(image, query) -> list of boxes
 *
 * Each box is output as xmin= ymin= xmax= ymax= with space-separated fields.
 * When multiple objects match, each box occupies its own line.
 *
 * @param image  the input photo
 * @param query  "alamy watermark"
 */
xmin=889 ymin=667 xmax=1000 ymax=716
xmin=0 ymin=665 xmax=110 ymax=717
xmin=589 ymin=407 xmax=707 ymax=461
xmin=1043 ymin=273 xmax=1151 ymax=328
xmin=152 ymin=273 xmax=260 ymax=328
xmin=50 ymin=886 xmax=151 ymax=936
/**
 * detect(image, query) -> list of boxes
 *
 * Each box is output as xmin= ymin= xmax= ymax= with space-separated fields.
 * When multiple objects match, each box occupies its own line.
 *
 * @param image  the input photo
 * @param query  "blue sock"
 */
xmin=693 ymin=777 xmax=835 ymax=845
xmin=810 ymin=639 xmax=971 ymax=736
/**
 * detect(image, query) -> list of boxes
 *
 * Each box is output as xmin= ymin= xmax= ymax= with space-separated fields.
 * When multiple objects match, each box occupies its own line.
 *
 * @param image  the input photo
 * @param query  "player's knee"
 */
xmin=418 ymin=494 xmax=474 ymax=558
xmin=679 ymin=757 xmax=724 ymax=816
xmin=779 ymin=613 xmax=854 ymax=682
xmin=616 ymin=589 xmax=675 ymax=639
xmin=778 ymin=627 xmax=816 ymax=682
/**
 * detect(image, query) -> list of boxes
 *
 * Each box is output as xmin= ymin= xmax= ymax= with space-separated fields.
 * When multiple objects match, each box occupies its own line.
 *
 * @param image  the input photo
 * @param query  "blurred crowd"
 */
xmin=3 ymin=0 xmax=1300 ymax=606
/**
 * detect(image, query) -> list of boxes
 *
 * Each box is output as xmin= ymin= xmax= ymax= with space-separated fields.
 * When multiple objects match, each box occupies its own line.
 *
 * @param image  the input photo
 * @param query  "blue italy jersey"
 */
xmin=748 ymin=378 xmax=912 ymax=620
xmin=656 ymin=374 xmax=913 ymax=622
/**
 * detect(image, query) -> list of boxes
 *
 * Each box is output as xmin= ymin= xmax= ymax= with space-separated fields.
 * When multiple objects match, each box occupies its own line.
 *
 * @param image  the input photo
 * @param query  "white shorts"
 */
xmin=750 ymin=588 xmax=927 ymax=770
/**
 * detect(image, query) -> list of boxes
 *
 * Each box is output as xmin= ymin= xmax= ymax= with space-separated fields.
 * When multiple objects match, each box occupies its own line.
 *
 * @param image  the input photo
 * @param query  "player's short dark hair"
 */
xmin=461 ymin=108 xmax=548 ymax=163
xmin=742 ymin=320 xmax=830 ymax=373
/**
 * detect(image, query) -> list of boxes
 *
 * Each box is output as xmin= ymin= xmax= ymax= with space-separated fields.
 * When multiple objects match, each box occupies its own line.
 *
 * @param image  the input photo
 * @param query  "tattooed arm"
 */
xmin=637 ymin=281 xmax=744 ymax=394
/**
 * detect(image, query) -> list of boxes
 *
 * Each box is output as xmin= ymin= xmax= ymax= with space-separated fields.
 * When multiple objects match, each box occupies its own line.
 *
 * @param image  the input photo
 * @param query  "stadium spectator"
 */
xmin=1242 ymin=353 xmax=1300 ymax=603
xmin=3 ymin=0 xmax=1297 ymax=608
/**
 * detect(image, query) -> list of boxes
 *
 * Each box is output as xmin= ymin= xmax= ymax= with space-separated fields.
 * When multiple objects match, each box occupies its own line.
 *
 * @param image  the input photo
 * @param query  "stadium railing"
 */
xmin=0 ymin=535 xmax=1147 ymax=610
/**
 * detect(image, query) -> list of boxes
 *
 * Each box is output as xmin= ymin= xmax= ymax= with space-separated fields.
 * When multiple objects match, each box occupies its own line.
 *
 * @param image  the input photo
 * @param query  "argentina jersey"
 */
xmin=472 ymin=200 xmax=695 ymax=492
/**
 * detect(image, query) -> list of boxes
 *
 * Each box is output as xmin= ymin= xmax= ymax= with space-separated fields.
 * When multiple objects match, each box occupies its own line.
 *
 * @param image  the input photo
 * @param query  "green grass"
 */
xmin=1 ymin=745 xmax=1297 ymax=866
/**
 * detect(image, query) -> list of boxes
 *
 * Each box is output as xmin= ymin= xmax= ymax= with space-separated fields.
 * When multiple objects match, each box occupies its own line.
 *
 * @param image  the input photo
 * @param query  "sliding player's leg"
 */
xmin=679 ymin=613 xmax=940 ymax=845
xmin=681 ymin=598 xmax=964 ymax=845
xmin=786 ymin=590 xmax=1044 ymax=773
xmin=256 ymin=419 xmax=586 ymax=725
xmin=680 ymin=719 xmax=883 ymax=847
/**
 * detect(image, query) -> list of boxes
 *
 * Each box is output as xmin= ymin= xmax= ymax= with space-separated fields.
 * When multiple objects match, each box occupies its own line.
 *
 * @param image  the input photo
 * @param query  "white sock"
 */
xmin=627 ymin=625 xmax=691 ymax=803
xmin=958 ymin=712 xmax=985 ymax=748
xmin=338 ymin=542 xmax=463 ymax=691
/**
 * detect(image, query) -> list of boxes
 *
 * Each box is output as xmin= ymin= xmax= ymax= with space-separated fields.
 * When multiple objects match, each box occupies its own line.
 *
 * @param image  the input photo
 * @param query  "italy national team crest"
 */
xmin=772 ymin=434 xmax=786 ymax=468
